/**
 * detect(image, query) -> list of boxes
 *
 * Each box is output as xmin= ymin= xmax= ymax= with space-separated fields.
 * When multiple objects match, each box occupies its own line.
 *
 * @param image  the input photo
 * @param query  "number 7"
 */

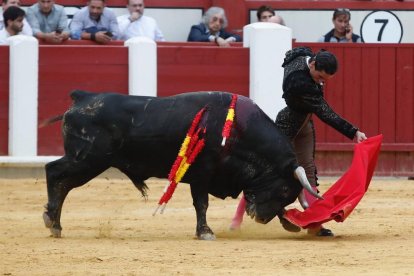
xmin=374 ymin=19 xmax=389 ymax=41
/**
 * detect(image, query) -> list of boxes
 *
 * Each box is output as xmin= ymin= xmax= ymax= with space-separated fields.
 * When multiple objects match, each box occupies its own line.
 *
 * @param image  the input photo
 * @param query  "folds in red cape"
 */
xmin=284 ymin=135 xmax=383 ymax=229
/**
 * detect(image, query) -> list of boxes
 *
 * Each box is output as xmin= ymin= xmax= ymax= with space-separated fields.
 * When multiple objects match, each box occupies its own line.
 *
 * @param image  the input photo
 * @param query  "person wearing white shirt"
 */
xmin=117 ymin=0 xmax=165 ymax=41
xmin=0 ymin=0 xmax=33 ymax=36
xmin=0 ymin=6 xmax=24 ymax=44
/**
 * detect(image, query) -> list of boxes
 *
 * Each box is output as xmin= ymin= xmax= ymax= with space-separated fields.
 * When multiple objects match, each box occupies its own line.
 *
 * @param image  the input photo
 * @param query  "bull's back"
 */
xmin=66 ymin=90 xmax=235 ymax=128
xmin=62 ymin=91 xmax=236 ymax=165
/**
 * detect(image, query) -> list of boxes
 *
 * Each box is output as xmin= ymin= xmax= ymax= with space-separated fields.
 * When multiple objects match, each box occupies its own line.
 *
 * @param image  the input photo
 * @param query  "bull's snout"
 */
xmin=245 ymin=201 xmax=276 ymax=224
xmin=244 ymin=192 xmax=280 ymax=224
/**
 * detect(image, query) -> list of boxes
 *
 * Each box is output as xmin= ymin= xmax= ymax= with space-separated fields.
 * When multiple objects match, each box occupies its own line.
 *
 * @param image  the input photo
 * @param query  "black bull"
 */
xmin=43 ymin=91 xmax=311 ymax=239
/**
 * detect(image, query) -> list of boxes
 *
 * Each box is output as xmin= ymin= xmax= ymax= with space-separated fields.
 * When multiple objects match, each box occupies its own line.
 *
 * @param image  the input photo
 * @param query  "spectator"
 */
xmin=117 ymin=0 xmax=164 ymax=41
xmin=70 ymin=0 xmax=119 ymax=44
xmin=318 ymin=8 xmax=362 ymax=43
xmin=0 ymin=0 xmax=32 ymax=36
xmin=0 ymin=6 xmax=25 ymax=44
xmin=256 ymin=5 xmax=274 ymax=22
xmin=26 ymin=0 xmax=70 ymax=44
xmin=187 ymin=6 xmax=241 ymax=47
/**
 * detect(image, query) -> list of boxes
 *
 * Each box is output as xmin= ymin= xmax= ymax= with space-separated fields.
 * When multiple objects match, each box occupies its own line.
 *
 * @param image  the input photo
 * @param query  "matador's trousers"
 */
xmin=292 ymin=114 xmax=319 ymax=206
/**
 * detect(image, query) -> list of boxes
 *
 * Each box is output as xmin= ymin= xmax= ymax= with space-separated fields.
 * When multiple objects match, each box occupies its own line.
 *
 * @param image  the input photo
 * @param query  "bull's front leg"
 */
xmin=190 ymin=184 xmax=215 ymax=240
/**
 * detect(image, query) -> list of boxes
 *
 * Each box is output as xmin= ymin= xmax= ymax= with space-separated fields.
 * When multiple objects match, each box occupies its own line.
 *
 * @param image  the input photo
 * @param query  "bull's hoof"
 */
xmin=50 ymin=227 xmax=62 ymax=238
xmin=198 ymin=233 xmax=216 ymax=241
xmin=43 ymin=212 xmax=62 ymax=238
xmin=196 ymin=225 xmax=216 ymax=240
xmin=43 ymin=212 xmax=53 ymax=228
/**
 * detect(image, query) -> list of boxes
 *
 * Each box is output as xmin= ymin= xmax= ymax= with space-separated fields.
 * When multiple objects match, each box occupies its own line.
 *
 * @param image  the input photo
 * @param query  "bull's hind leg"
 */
xmin=190 ymin=184 xmax=215 ymax=240
xmin=44 ymin=156 xmax=109 ymax=238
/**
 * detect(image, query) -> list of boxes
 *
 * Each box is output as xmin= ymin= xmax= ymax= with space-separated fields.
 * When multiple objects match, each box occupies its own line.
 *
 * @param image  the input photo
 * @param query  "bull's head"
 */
xmin=243 ymin=166 xmax=322 ymax=224
xmin=244 ymin=178 xmax=299 ymax=224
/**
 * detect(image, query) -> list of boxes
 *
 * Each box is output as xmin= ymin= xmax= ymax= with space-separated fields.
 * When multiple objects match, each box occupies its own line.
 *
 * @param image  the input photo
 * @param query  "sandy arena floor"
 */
xmin=1 ymin=177 xmax=413 ymax=275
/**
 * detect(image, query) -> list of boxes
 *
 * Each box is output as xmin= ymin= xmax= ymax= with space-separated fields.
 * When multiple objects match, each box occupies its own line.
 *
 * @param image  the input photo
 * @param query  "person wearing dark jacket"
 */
xmin=187 ymin=6 xmax=241 ymax=47
xmin=230 ymin=47 xmax=367 ymax=236
xmin=318 ymin=8 xmax=361 ymax=43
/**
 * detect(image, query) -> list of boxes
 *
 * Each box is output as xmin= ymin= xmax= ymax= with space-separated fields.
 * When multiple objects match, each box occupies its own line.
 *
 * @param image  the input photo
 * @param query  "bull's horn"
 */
xmin=294 ymin=167 xmax=324 ymax=200
xmin=298 ymin=190 xmax=309 ymax=209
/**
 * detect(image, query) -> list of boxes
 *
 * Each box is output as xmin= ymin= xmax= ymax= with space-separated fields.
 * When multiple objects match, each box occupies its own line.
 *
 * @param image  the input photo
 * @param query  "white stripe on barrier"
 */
xmin=244 ymin=23 xmax=291 ymax=120
xmin=125 ymin=37 xmax=157 ymax=97
xmin=0 ymin=156 xmax=61 ymax=166
xmin=8 ymin=35 xmax=39 ymax=156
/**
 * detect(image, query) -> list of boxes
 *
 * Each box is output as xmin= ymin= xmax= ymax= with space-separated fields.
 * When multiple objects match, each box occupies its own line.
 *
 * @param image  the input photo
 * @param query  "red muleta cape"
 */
xmin=284 ymin=134 xmax=383 ymax=229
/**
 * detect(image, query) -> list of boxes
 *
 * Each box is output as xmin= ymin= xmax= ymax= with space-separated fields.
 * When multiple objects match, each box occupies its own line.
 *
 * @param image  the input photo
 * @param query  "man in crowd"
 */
xmin=117 ymin=0 xmax=164 ymax=41
xmin=318 ymin=8 xmax=361 ymax=43
xmin=256 ymin=5 xmax=274 ymax=22
xmin=70 ymin=0 xmax=119 ymax=44
xmin=257 ymin=5 xmax=285 ymax=25
xmin=26 ymin=0 xmax=70 ymax=44
xmin=1 ymin=0 xmax=32 ymax=35
xmin=0 ymin=5 xmax=25 ymax=44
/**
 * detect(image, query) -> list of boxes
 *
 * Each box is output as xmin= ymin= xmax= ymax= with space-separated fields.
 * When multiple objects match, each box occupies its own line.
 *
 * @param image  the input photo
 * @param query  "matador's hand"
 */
xmin=355 ymin=130 xmax=367 ymax=143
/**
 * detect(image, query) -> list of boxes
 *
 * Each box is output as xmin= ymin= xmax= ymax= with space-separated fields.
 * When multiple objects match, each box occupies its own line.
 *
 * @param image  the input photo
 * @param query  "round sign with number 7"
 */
xmin=360 ymin=10 xmax=403 ymax=43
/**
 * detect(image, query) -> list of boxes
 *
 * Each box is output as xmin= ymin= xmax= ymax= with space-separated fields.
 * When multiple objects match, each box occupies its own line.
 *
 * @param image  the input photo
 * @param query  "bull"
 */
xmin=43 ymin=90 xmax=320 ymax=240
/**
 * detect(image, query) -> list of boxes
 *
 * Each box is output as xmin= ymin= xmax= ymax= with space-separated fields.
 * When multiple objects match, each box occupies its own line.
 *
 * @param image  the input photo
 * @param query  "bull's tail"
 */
xmin=70 ymin=89 xmax=95 ymax=104
xmin=38 ymin=114 xmax=64 ymax=128
xmin=39 ymin=90 xmax=95 ymax=128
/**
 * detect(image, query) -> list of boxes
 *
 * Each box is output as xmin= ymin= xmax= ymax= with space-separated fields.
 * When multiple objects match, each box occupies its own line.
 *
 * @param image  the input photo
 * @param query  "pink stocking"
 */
xmin=229 ymin=195 xmax=246 ymax=229
xmin=304 ymin=186 xmax=319 ymax=208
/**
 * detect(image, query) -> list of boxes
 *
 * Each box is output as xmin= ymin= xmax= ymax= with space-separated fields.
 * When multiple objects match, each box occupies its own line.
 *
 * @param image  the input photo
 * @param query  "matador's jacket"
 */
xmin=275 ymin=47 xmax=358 ymax=141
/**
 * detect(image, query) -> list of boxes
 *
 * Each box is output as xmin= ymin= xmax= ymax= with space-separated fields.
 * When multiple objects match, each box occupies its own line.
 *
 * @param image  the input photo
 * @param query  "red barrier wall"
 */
xmin=0 ymin=46 xmax=9 ymax=155
xmin=157 ymin=43 xmax=249 ymax=97
xmin=37 ymin=45 xmax=129 ymax=155
xmin=36 ymin=42 xmax=249 ymax=155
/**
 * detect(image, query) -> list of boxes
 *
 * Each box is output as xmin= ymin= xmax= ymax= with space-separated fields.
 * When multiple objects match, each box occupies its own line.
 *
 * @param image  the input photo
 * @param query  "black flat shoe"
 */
xmin=316 ymin=228 xmax=334 ymax=237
